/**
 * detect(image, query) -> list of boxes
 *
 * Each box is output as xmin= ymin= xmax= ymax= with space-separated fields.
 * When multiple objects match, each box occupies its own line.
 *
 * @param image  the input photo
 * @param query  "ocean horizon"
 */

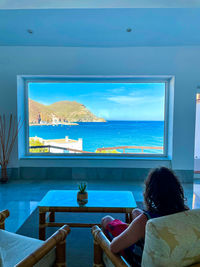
xmin=29 ymin=120 xmax=164 ymax=154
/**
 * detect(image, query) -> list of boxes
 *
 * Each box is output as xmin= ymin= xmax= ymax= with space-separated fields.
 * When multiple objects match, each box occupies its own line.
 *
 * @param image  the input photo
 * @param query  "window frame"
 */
xmin=21 ymin=75 xmax=170 ymax=159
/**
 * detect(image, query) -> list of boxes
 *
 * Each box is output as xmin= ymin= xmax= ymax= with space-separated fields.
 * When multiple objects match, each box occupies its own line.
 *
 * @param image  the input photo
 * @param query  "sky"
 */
xmin=28 ymin=82 xmax=165 ymax=121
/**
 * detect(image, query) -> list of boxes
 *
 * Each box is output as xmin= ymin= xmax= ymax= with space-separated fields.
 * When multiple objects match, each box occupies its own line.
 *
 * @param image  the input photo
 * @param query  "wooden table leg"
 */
xmin=39 ymin=211 xmax=46 ymax=240
xmin=125 ymin=212 xmax=133 ymax=223
xmin=125 ymin=213 xmax=129 ymax=223
xmin=49 ymin=211 xmax=55 ymax=222
xmin=129 ymin=212 xmax=133 ymax=222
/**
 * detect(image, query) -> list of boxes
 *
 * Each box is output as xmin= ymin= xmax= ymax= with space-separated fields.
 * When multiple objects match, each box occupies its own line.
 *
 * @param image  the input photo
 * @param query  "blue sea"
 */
xmin=29 ymin=121 xmax=164 ymax=154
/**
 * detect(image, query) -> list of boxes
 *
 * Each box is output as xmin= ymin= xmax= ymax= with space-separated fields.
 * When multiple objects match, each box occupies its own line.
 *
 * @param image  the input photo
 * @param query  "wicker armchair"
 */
xmin=92 ymin=225 xmax=130 ymax=267
xmin=92 ymin=209 xmax=200 ymax=267
xmin=0 ymin=209 xmax=70 ymax=267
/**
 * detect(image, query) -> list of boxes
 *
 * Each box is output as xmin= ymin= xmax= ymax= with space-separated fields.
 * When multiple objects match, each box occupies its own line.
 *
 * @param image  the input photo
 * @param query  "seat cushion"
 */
xmin=142 ymin=209 xmax=200 ymax=267
xmin=0 ymin=229 xmax=56 ymax=267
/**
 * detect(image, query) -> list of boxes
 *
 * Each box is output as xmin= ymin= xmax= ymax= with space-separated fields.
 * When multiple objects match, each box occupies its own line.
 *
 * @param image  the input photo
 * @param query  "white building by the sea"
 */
xmin=31 ymin=136 xmax=83 ymax=153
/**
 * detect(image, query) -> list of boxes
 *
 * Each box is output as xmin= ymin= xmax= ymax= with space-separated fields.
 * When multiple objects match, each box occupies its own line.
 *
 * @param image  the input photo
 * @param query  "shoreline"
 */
xmin=29 ymin=121 xmax=164 ymax=128
xmin=29 ymin=121 xmax=109 ymax=126
xmin=29 ymin=122 xmax=79 ymax=126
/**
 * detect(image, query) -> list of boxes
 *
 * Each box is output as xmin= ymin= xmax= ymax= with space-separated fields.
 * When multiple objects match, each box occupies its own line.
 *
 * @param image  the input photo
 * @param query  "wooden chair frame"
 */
xmin=92 ymin=225 xmax=200 ymax=267
xmin=0 ymin=209 xmax=70 ymax=267
xmin=92 ymin=225 xmax=131 ymax=267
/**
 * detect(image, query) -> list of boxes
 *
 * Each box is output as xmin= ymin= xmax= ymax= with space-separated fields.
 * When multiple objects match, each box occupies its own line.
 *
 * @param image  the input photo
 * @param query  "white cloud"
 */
xmin=107 ymin=87 xmax=126 ymax=94
xmin=95 ymin=109 xmax=110 ymax=119
xmin=107 ymin=95 xmax=164 ymax=105
xmin=107 ymin=96 xmax=140 ymax=104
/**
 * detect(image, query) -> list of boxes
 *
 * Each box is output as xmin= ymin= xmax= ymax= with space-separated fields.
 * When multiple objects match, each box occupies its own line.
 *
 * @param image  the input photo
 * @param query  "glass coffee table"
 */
xmin=38 ymin=190 xmax=137 ymax=240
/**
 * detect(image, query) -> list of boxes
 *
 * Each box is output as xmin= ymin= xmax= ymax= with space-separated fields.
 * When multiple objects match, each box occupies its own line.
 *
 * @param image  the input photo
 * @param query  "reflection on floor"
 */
xmin=0 ymin=179 xmax=199 ymax=233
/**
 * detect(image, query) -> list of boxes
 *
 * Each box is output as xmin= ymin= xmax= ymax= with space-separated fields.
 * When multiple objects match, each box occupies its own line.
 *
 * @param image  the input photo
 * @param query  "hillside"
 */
xmin=29 ymin=99 xmax=53 ymax=123
xmin=29 ymin=99 xmax=106 ymax=124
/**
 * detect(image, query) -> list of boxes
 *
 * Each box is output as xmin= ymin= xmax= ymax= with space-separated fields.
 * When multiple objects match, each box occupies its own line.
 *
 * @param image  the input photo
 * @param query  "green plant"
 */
xmin=78 ymin=182 xmax=87 ymax=193
xmin=29 ymin=138 xmax=48 ymax=153
xmin=95 ymin=149 xmax=120 ymax=153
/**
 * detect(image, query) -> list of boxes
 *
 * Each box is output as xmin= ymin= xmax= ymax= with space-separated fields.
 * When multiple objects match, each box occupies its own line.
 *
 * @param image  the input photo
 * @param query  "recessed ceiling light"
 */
xmin=126 ymin=28 xmax=132 ymax=32
xmin=27 ymin=29 xmax=33 ymax=34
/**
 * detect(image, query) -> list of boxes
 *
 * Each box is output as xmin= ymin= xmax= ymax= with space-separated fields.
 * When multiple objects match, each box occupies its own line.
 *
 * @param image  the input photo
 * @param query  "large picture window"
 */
xmin=26 ymin=78 xmax=167 ymax=156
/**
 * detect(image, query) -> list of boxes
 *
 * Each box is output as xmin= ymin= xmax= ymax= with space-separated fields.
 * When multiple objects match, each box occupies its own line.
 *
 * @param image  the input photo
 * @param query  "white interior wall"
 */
xmin=0 ymin=45 xmax=199 ymax=170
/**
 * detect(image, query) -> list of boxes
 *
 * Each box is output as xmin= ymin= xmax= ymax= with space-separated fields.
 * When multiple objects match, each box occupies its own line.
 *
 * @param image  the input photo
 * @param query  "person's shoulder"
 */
xmin=130 ymin=213 xmax=148 ymax=232
xmin=134 ymin=212 xmax=148 ymax=225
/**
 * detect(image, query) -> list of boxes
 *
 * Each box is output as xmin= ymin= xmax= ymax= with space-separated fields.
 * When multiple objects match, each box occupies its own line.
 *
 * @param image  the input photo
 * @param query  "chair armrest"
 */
xmin=92 ymin=225 xmax=130 ymax=267
xmin=0 ymin=209 xmax=9 ymax=229
xmin=16 ymin=224 xmax=70 ymax=267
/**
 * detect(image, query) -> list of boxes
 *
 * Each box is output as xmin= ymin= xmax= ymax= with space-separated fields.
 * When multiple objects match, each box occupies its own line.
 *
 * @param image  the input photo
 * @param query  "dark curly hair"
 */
xmin=144 ymin=167 xmax=189 ymax=216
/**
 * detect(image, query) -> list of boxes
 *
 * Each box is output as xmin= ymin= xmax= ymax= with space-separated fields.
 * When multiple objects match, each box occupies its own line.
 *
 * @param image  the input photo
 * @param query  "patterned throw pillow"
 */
xmin=142 ymin=209 xmax=200 ymax=267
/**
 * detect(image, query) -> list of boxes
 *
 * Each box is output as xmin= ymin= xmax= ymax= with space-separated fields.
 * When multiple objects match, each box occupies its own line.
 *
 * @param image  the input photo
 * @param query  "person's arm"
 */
xmin=110 ymin=213 xmax=147 ymax=254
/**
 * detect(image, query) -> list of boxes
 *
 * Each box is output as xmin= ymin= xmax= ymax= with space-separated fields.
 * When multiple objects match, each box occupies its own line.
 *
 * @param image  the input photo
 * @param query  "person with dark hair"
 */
xmin=101 ymin=167 xmax=189 ymax=266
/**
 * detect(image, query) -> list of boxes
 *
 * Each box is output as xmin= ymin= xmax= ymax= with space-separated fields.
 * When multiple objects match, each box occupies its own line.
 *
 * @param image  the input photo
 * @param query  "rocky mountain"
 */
xmin=29 ymin=99 xmax=106 ymax=124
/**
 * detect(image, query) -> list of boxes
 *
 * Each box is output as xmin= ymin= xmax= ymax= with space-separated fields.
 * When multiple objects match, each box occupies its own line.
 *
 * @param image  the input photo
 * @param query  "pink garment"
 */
xmin=106 ymin=219 xmax=128 ymax=237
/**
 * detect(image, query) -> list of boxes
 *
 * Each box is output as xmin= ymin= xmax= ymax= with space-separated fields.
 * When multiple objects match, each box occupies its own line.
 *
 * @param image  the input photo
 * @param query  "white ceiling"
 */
xmin=0 ymin=8 xmax=200 ymax=47
xmin=1 ymin=0 xmax=200 ymax=9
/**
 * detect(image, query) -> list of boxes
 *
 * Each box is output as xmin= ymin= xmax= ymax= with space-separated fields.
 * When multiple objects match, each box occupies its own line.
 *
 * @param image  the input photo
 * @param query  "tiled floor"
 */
xmin=0 ymin=179 xmax=200 ymax=233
